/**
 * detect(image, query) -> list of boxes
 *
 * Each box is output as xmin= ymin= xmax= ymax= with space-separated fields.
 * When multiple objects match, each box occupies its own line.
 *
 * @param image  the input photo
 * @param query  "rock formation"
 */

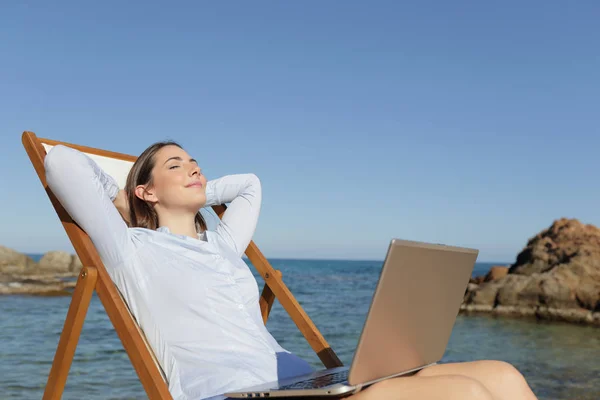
xmin=39 ymin=251 xmax=83 ymax=273
xmin=463 ymin=218 xmax=600 ymax=325
xmin=0 ymin=245 xmax=37 ymax=273
xmin=0 ymin=246 xmax=81 ymax=295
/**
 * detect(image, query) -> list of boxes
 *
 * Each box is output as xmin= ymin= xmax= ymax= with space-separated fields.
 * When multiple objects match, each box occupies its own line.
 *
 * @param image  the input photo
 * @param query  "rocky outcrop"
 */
xmin=462 ymin=218 xmax=600 ymax=325
xmin=39 ymin=251 xmax=82 ymax=273
xmin=0 ymin=245 xmax=37 ymax=273
xmin=0 ymin=246 xmax=81 ymax=296
xmin=0 ymin=275 xmax=77 ymax=295
xmin=484 ymin=266 xmax=509 ymax=282
xmin=470 ymin=266 xmax=510 ymax=285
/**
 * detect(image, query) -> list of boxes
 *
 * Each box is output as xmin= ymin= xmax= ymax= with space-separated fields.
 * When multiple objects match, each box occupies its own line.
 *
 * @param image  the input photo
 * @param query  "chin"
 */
xmin=189 ymin=195 xmax=207 ymax=211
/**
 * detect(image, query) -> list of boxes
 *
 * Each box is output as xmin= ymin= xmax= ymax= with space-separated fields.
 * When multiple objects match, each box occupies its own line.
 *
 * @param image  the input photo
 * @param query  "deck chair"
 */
xmin=22 ymin=131 xmax=343 ymax=400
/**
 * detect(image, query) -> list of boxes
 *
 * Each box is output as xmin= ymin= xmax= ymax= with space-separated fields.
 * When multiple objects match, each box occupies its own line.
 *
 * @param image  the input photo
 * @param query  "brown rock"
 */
xmin=38 ymin=251 xmax=72 ymax=273
xmin=466 ymin=283 xmax=479 ymax=292
xmin=538 ymin=275 xmax=579 ymax=309
xmin=509 ymin=218 xmax=600 ymax=276
xmin=70 ymin=255 xmax=83 ymax=272
xmin=466 ymin=281 xmax=502 ymax=305
xmin=494 ymin=305 xmax=537 ymax=318
xmin=0 ymin=280 xmax=76 ymax=296
xmin=462 ymin=218 xmax=600 ymax=325
xmin=495 ymin=275 xmax=535 ymax=306
xmin=551 ymin=263 xmax=582 ymax=288
xmin=0 ymin=245 xmax=36 ymax=273
xmin=469 ymin=276 xmax=485 ymax=284
xmin=575 ymin=283 xmax=600 ymax=311
xmin=484 ymin=266 xmax=509 ymax=282
xmin=1 ymin=247 xmax=81 ymax=295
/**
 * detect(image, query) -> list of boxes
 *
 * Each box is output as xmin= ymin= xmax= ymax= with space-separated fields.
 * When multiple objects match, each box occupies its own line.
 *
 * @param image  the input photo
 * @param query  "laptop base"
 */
xmin=225 ymin=364 xmax=430 ymax=398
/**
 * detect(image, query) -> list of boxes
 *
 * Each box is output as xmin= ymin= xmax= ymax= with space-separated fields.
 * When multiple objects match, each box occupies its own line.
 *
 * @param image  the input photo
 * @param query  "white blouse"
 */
xmin=45 ymin=145 xmax=288 ymax=399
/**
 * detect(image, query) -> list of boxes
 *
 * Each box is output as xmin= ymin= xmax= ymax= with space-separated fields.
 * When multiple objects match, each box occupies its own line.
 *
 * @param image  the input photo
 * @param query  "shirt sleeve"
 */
xmin=44 ymin=145 xmax=133 ymax=270
xmin=204 ymin=174 xmax=262 ymax=257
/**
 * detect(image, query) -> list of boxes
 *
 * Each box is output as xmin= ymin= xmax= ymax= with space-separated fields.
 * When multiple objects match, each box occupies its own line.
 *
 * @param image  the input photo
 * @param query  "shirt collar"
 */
xmin=157 ymin=226 xmax=207 ymax=242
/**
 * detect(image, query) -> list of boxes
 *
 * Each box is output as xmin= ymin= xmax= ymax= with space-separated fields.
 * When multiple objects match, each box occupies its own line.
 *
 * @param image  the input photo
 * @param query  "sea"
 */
xmin=1 ymin=258 xmax=599 ymax=400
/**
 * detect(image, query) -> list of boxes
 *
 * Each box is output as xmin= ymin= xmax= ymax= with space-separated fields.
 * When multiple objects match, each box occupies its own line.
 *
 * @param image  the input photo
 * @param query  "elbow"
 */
xmin=246 ymin=173 xmax=262 ymax=196
xmin=247 ymin=173 xmax=261 ymax=186
xmin=44 ymin=145 xmax=70 ymax=184
xmin=45 ymin=145 xmax=76 ymax=171
xmin=235 ymin=173 xmax=262 ymax=206
xmin=44 ymin=145 xmax=87 ymax=188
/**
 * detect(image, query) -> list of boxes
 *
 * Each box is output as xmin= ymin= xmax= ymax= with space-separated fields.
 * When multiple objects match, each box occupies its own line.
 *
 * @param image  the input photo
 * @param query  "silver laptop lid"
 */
xmin=348 ymin=239 xmax=478 ymax=386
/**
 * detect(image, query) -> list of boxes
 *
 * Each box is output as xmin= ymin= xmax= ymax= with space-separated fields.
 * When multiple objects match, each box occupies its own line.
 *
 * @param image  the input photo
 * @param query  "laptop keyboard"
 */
xmin=277 ymin=370 xmax=349 ymax=390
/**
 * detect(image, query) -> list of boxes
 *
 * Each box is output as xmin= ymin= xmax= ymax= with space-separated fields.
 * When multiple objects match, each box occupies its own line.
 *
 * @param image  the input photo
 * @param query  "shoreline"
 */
xmin=460 ymin=304 xmax=600 ymax=327
xmin=0 ymin=275 xmax=77 ymax=296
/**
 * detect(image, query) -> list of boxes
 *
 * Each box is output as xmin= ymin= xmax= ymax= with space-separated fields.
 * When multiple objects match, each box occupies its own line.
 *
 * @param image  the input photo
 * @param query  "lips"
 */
xmin=186 ymin=181 xmax=203 ymax=188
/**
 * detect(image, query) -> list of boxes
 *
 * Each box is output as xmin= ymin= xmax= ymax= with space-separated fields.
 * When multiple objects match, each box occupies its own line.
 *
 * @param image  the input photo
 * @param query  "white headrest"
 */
xmin=42 ymin=143 xmax=134 ymax=189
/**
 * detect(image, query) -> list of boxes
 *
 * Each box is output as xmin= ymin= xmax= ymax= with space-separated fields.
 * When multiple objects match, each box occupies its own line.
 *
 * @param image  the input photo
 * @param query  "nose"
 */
xmin=189 ymin=164 xmax=201 ymax=176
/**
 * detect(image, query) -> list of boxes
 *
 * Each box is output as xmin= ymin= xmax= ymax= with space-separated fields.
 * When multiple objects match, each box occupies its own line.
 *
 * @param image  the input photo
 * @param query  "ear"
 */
xmin=135 ymin=185 xmax=158 ymax=203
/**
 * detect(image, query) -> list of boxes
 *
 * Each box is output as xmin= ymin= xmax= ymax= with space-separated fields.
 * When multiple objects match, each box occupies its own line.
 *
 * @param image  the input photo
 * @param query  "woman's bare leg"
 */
xmin=349 ymin=374 xmax=494 ymax=400
xmin=416 ymin=360 xmax=538 ymax=400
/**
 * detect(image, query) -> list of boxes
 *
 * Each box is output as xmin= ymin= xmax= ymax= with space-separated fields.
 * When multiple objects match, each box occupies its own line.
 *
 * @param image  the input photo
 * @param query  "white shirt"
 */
xmin=45 ymin=145 xmax=288 ymax=399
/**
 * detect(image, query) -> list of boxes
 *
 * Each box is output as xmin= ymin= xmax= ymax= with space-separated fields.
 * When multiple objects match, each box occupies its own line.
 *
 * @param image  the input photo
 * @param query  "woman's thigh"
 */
xmin=416 ymin=360 xmax=537 ymax=400
xmin=350 ymin=374 xmax=494 ymax=400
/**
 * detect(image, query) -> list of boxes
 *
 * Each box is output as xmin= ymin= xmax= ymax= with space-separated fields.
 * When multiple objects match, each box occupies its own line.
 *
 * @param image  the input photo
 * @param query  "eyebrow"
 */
xmin=163 ymin=156 xmax=198 ymax=165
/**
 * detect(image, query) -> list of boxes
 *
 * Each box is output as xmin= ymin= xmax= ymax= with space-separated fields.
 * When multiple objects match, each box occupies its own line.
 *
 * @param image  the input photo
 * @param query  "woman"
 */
xmin=45 ymin=141 xmax=538 ymax=400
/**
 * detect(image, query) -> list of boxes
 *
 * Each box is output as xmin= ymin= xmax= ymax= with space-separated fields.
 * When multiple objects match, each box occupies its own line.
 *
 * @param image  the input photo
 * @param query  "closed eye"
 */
xmin=168 ymin=165 xmax=180 ymax=170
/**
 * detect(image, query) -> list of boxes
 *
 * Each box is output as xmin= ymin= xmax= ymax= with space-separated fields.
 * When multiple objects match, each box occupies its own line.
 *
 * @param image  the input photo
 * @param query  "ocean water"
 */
xmin=1 ymin=259 xmax=599 ymax=400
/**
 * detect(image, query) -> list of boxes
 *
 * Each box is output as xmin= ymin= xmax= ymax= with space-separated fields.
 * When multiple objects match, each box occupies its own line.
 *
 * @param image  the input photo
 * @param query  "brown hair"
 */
xmin=124 ymin=141 xmax=207 ymax=232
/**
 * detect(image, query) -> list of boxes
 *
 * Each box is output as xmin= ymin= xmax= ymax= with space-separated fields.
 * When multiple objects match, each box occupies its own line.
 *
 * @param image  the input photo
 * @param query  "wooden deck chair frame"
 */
xmin=22 ymin=131 xmax=342 ymax=400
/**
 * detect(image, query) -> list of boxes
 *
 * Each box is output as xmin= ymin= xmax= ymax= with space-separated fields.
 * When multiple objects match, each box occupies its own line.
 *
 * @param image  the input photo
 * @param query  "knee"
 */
xmin=482 ymin=360 xmax=528 ymax=388
xmin=361 ymin=375 xmax=493 ymax=400
xmin=451 ymin=376 xmax=494 ymax=400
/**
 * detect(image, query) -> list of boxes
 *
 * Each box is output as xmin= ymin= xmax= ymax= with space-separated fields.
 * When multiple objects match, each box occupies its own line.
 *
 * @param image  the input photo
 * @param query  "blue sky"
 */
xmin=1 ymin=1 xmax=599 ymax=262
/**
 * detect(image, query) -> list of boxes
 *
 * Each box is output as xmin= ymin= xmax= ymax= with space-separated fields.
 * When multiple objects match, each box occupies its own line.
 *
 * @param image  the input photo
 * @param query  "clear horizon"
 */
xmin=22 ymin=251 xmax=509 ymax=267
xmin=1 ymin=2 xmax=599 ymax=262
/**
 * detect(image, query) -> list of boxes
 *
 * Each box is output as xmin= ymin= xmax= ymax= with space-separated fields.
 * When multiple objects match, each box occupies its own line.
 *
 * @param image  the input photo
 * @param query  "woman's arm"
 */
xmin=44 ymin=145 xmax=133 ymax=270
xmin=204 ymin=174 xmax=262 ymax=257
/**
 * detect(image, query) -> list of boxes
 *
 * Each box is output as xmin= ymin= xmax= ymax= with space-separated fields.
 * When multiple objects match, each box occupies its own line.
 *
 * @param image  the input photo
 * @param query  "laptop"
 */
xmin=226 ymin=238 xmax=479 ymax=398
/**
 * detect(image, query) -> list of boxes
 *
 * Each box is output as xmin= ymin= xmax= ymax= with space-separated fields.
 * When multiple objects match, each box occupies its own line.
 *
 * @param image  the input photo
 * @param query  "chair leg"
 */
xmin=43 ymin=267 xmax=98 ymax=400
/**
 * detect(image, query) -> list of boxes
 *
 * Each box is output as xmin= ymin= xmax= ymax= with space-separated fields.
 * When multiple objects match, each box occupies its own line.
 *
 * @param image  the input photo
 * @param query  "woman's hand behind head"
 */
xmin=113 ymin=189 xmax=131 ymax=225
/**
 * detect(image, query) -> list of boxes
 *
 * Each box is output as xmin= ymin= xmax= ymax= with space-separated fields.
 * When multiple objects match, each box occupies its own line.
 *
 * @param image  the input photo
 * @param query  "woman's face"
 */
xmin=135 ymin=145 xmax=207 ymax=213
